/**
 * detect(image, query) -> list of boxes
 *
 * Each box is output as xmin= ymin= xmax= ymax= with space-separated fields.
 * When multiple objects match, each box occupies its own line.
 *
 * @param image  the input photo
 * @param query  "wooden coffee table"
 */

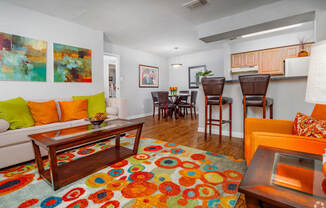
xmin=239 ymin=146 xmax=326 ymax=208
xmin=29 ymin=119 xmax=143 ymax=190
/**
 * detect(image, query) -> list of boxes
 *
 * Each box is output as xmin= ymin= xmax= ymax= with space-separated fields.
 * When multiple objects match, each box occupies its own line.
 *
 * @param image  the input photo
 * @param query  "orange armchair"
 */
xmin=245 ymin=104 xmax=326 ymax=166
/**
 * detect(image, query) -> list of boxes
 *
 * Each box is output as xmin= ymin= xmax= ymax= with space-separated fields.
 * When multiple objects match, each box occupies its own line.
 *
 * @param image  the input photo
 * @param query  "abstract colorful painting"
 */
xmin=139 ymin=64 xmax=159 ymax=88
xmin=53 ymin=43 xmax=92 ymax=82
xmin=0 ymin=32 xmax=47 ymax=81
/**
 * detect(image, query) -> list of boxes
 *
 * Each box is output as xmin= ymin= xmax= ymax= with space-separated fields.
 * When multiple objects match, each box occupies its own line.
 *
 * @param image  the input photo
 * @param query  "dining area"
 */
xmin=150 ymin=88 xmax=198 ymax=121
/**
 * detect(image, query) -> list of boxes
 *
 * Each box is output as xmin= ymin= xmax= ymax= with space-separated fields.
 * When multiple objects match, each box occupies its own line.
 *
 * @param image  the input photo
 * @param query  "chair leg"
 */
xmin=243 ymin=96 xmax=246 ymax=140
xmin=158 ymin=107 xmax=161 ymax=120
xmin=190 ymin=105 xmax=193 ymax=119
xmin=153 ymin=103 xmax=155 ymax=118
xmin=263 ymin=97 xmax=266 ymax=119
xmin=204 ymin=98 xmax=208 ymax=141
xmin=270 ymin=104 xmax=273 ymax=119
xmin=209 ymin=105 xmax=212 ymax=136
xmin=229 ymin=103 xmax=232 ymax=139
xmin=219 ymin=103 xmax=222 ymax=144
xmin=194 ymin=105 xmax=197 ymax=119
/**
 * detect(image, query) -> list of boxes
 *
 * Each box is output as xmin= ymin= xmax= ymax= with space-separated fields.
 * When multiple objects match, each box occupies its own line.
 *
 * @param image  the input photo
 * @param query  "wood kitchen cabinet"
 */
xmin=231 ymin=43 xmax=313 ymax=75
xmin=259 ymin=48 xmax=285 ymax=75
xmin=231 ymin=52 xmax=259 ymax=68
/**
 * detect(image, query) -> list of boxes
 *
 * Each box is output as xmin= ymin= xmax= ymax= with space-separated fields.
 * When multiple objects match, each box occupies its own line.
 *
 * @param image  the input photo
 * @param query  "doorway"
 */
xmin=104 ymin=54 xmax=120 ymax=98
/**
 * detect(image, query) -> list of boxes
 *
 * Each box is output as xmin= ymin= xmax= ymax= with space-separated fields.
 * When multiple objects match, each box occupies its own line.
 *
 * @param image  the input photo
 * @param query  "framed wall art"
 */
xmin=188 ymin=65 xmax=206 ymax=89
xmin=139 ymin=64 xmax=159 ymax=88
xmin=53 ymin=43 xmax=92 ymax=82
xmin=0 ymin=32 xmax=47 ymax=81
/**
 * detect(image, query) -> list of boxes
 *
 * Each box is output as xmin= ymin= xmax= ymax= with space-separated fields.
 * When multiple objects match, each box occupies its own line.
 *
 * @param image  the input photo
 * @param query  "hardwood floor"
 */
xmin=129 ymin=115 xmax=244 ymax=159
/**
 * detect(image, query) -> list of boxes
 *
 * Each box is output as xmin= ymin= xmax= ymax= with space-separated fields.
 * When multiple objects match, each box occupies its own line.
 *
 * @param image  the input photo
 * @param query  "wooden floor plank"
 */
xmin=128 ymin=115 xmax=244 ymax=159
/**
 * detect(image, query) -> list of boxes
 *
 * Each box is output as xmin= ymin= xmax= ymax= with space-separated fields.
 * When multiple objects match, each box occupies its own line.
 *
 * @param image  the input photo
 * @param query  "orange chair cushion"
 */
xmin=28 ymin=100 xmax=59 ymax=126
xmin=293 ymin=112 xmax=326 ymax=138
xmin=59 ymin=99 xmax=88 ymax=122
xmin=311 ymin=104 xmax=326 ymax=120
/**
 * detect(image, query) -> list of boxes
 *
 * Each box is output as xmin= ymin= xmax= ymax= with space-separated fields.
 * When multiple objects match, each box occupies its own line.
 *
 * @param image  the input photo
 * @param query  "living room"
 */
xmin=1 ymin=0 xmax=326 ymax=207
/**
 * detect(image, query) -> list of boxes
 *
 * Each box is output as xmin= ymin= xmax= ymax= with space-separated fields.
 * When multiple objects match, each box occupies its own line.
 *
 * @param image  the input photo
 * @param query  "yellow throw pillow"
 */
xmin=28 ymin=100 xmax=59 ymax=126
xmin=0 ymin=97 xmax=34 ymax=129
xmin=72 ymin=92 xmax=106 ymax=117
xmin=59 ymin=99 xmax=88 ymax=122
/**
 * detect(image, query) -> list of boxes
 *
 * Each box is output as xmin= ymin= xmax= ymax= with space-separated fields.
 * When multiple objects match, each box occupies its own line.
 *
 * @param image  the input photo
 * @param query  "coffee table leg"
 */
xmin=32 ymin=141 xmax=44 ymax=177
xmin=133 ymin=124 xmax=143 ymax=154
xmin=48 ymin=147 xmax=59 ymax=190
xmin=116 ymin=134 xmax=120 ymax=147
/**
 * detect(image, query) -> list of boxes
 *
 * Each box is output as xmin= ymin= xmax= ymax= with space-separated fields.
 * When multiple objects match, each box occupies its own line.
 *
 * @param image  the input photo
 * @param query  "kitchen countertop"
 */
xmin=225 ymin=75 xmax=307 ymax=83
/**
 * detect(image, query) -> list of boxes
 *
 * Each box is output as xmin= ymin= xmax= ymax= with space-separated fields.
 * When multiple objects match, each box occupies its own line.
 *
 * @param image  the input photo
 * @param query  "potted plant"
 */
xmin=196 ymin=70 xmax=214 ymax=83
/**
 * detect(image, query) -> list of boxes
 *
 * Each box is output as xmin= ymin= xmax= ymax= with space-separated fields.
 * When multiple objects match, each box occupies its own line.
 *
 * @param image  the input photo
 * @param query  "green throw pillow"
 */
xmin=73 ymin=92 xmax=106 ymax=117
xmin=0 ymin=97 xmax=35 ymax=130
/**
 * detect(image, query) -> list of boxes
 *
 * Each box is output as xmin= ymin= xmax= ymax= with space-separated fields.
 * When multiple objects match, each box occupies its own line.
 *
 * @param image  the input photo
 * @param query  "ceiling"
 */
xmin=6 ymin=0 xmax=281 ymax=57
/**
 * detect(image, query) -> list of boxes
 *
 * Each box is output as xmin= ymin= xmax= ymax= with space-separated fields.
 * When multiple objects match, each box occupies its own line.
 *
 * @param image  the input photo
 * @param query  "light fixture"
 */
xmin=171 ymin=47 xmax=183 ymax=68
xmin=241 ymin=23 xmax=303 ymax=38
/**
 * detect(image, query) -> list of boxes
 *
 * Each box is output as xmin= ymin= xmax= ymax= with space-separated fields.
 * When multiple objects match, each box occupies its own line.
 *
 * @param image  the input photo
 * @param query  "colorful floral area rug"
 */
xmin=0 ymin=135 xmax=246 ymax=208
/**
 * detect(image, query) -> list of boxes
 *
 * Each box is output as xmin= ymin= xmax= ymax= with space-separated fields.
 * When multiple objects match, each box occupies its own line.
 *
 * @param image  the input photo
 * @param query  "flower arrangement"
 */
xmin=169 ymin=86 xmax=178 ymax=96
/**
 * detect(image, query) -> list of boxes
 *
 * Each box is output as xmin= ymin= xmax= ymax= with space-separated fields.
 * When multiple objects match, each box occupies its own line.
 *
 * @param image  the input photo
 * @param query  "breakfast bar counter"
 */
xmin=197 ymin=76 xmax=314 ymax=138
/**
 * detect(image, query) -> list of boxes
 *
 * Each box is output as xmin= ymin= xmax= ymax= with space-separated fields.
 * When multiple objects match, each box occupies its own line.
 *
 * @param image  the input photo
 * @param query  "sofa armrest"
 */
xmin=247 ymin=132 xmax=326 ymax=165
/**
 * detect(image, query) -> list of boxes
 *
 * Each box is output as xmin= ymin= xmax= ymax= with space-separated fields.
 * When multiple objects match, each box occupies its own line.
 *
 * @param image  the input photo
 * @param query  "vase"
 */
xmin=298 ymin=50 xmax=309 ymax=57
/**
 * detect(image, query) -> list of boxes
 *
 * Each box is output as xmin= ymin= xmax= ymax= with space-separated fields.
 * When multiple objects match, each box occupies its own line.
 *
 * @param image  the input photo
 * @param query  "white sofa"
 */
xmin=0 ymin=97 xmax=128 ymax=169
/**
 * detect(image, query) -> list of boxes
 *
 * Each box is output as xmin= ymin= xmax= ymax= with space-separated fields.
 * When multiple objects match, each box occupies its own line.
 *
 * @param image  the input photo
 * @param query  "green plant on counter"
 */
xmin=197 ymin=70 xmax=214 ymax=77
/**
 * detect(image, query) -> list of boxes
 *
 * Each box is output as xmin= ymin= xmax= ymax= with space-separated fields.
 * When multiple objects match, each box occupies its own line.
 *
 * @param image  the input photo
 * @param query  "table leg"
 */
xmin=32 ymin=141 xmax=44 ymax=177
xmin=48 ymin=147 xmax=59 ymax=190
xmin=133 ymin=124 xmax=143 ymax=154
xmin=116 ymin=134 xmax=120 ymax=147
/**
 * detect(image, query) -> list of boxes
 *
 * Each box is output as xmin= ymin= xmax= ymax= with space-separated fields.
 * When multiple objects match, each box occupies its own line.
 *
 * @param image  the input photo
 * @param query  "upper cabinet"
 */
xmin=259 ymin=48 xmax=285 ymax=75
xmin=231 ymin=51 xmax=259 ymax=68
xmin=231 ymin=43 xmax=313 ymax=75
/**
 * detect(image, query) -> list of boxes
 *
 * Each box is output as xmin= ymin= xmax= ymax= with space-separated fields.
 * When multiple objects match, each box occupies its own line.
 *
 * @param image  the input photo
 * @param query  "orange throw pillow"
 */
xmin=293 ymin=112 xmax=326 ymax=138
xmin=28 ymin=100 xmax=59 ymax=126
xmin=59 ymin=99 xmax=88 ymax=122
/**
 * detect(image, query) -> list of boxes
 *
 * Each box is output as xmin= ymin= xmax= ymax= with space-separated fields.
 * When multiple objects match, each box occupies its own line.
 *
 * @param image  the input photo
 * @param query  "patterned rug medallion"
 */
xmin=0 ymin=135 xmax=246 ymax=208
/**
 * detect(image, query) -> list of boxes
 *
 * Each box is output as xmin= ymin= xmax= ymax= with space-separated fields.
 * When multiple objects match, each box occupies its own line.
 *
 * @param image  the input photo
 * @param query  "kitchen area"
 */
xmin=194 ymin=12 xmax=318 ymax=138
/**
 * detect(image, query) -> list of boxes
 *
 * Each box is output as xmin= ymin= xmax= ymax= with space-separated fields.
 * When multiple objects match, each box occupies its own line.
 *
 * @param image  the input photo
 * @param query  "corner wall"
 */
xmin=0 ymin=2 xmax=104 ymax=100
xmin=104 ymin=43 xmax=169 ymax=118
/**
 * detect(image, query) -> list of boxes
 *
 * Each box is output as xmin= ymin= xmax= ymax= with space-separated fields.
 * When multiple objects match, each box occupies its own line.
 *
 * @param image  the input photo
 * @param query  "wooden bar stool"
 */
xmin=239 ymin=74 xmax=273 ymax=128
xmin=202 ymin=77 xmax=232 ymax=143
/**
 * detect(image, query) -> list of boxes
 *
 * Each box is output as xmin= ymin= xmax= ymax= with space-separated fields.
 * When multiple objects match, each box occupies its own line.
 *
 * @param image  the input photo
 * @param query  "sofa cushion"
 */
xmin=59 ymin=99 xmax=88 ymax=122
xmin=73 ymin=92 xmax=106 ymax=117
xmin=0 ymin=119 xmax=9 ymax=133
xmin=293 ymin=112 xmax=326 ymax=138
xmin=0 ymin=97 xmax=34 ymax=130
xmin=28 ymin=100 xmax=59 ymax=126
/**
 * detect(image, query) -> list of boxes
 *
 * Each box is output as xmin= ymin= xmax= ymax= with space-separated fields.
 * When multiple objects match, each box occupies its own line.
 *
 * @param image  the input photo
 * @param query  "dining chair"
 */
xmin=157 ymin=91 xmax=174 ymax=120
xmin=178 ymin=91 xmax=198 ymax=119
xmin=151 ymin=91 xmax=159 ymax=118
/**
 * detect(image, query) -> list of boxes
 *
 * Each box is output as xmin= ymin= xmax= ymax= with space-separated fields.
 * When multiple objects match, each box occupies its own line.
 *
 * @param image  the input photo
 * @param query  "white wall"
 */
xmin=168 ymin=48 xmax=225 ymax=90
xmin=0 ymin=2 xmax=104 ymax=100
xmin=104 ymin=43 xmax=169 ymax=118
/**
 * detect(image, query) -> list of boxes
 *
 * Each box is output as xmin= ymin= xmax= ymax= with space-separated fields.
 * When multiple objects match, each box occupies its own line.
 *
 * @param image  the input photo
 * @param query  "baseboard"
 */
xmin=197 ymin=127 xmax=243 ymax=139
xmin=127 ymin=112 xmax=154 ymax=120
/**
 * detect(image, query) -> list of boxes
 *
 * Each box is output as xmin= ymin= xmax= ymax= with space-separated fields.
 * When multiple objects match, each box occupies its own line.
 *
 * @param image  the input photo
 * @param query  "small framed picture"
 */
xmin=188 ymin=65 xmax=206 ymax=89
xmin=139 ymin=65 xmax=159 ymax=88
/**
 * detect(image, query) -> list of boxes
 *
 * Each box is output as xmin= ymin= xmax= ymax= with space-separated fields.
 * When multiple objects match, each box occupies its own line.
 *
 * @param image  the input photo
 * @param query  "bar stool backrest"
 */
xmin=191 ymin=91 xmax=198 ymax=104
xmin=157 ymin=91 xmax=169 ymax=105
xmin=202 ymin=77 xmax=225 ymax=96
xmin=239 ymin=74 xmax=270 ymax=96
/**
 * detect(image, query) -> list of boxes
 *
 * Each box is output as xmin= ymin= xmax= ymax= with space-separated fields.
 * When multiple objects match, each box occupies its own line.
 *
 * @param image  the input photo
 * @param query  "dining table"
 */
xmin=168 ymin=94 xmax=190 ymax=119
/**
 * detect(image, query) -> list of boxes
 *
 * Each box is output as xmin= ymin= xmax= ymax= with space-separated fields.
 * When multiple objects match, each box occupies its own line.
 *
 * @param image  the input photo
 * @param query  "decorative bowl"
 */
xmin=85 ymin=118 xmax=107 ymax=126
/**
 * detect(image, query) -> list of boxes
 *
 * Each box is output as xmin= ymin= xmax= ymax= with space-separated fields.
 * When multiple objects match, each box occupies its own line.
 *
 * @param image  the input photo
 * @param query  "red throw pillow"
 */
xmin=293 ymin=112 xmax=326 ymax=138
